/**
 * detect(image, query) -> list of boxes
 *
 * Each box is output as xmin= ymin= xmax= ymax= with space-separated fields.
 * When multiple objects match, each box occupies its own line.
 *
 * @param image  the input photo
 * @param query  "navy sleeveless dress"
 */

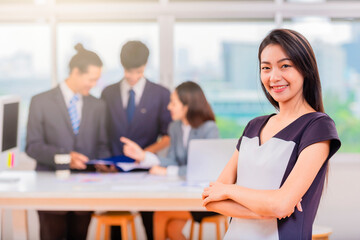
xmin=224 ymin=112 xmax=341 ymax=240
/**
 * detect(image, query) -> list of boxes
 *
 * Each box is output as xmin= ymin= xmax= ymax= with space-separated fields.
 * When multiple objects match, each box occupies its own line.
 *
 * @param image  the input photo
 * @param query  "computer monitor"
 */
xmin=0 ymin=95 xmax=21 ymax=172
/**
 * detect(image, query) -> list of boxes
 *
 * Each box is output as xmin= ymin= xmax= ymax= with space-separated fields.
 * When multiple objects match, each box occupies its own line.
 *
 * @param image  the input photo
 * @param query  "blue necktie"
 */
xmin=68 ymin=94 xmax=80 ymax=135
xmin=127 ymin=89 xmax=136 ymax=123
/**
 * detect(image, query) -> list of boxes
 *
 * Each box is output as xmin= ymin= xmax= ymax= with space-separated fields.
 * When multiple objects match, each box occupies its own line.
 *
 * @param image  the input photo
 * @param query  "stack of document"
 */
xmin=87 ymin=155 xmax=149 ymax=172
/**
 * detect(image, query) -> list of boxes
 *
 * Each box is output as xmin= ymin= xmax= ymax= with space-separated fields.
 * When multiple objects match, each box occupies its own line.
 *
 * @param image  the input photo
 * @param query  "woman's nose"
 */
xmin=270 ymin=68 xmax=282 ymax=82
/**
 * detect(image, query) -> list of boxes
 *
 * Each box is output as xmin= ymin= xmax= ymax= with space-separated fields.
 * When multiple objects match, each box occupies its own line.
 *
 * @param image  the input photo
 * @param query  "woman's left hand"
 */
xmin=149 ymin=166 xmax=167 ymax=175
xmin=202 ymin=181 xmax=230 ymax=206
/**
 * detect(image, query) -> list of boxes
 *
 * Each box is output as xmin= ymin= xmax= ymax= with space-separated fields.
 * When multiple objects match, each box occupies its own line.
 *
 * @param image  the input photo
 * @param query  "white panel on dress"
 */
xmin=224 ymin=136 xmax=295 ymax=240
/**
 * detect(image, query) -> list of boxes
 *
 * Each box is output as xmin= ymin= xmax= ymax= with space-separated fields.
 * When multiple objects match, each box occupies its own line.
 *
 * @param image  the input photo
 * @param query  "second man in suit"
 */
xmin=100 ymin=40 xmax=172 ymax=240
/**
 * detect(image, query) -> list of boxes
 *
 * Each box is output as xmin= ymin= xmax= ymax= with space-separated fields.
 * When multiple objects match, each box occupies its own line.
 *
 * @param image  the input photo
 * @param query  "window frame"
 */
xmin=1 ymin=0 xmax=360 ymax=153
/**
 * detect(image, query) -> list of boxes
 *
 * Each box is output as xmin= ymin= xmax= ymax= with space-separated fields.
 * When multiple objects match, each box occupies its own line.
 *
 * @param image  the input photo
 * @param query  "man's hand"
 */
xmin=95 ymin=164 xmax=118 ymax=173
xmin=69 ymin=151 xmax=89 ymax=170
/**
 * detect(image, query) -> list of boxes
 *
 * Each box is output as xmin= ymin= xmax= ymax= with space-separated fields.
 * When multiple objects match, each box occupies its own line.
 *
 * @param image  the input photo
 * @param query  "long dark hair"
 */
xmin=69 ymin=43 xmax=103 ymax=73
xmin=258 ymin=29 xmax=324 ymax=113
xmin=176 ymin=81 xmax=215 ymax=128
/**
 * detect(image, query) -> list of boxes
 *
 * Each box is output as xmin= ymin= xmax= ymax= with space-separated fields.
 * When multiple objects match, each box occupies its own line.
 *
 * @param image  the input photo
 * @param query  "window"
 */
xmin=2 ymin=0 xmax=360 ymax=153
xmin=284 ymin=17 xmax=360 ymax=152
xmin=175 ymin=21 xmax=275 ymax=138
xmin=57 ymin=0 xmax=157 ymax=2
xmin=286 ymin=0 xmax=325 ymax=2
xmin=0 ymin=24 xmax=51 ymax=149
xmin=170 ymin=0 xmax=271 ymax=2
xmin=0 ymin=0 xmax=35 ymax=3
xmin=57 ymin=22 xmax=159 ymax=97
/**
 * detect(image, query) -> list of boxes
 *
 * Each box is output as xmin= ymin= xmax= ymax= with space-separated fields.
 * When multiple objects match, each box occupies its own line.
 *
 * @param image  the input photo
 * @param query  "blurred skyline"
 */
xmin=1 ymin=18 xmax=360 ymax=151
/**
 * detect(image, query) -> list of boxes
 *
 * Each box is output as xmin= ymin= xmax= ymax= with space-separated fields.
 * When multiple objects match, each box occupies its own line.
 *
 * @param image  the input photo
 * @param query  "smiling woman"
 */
xmin=202 ymin=29 xmax=341 ymax=240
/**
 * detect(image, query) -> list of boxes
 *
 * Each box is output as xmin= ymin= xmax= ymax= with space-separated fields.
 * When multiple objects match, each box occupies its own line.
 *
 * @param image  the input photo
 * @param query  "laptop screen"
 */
xmin=186 ymin=139 xmax=238 ymax=183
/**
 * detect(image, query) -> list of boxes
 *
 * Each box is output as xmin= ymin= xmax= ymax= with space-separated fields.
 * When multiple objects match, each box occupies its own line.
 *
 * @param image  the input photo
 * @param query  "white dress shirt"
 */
xmin=60 ymin=81 xmax=83 ymax=122
xmin=181 ymin=123 xmax=191 ymax=148
xmin=120 ymin=77 xmax=146 ymax=108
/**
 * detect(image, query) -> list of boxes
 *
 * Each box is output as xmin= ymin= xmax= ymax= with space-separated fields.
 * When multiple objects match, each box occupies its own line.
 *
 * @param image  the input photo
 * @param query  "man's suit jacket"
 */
xmin=26 ymin=86 xmax=111 ymax=171
xmin=160 ymin=120 xmax=219 ymax=176
xmin=101 ymin=79 xmax=171 ymax=156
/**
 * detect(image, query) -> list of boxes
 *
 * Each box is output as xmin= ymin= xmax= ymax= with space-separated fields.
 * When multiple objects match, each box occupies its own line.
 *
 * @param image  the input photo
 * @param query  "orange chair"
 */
xmin=189 ymin=215 xmax=229 ymax=240
xmin=312 ymin=225 xmax=332 ymax=240
xmin=92 ymin=212 xmax=137 ymax=240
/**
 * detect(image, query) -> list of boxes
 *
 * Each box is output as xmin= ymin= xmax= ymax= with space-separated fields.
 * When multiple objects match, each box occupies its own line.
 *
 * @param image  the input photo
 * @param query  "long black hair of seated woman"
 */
xmin=176 ymin=81 xmax=215 ymax=128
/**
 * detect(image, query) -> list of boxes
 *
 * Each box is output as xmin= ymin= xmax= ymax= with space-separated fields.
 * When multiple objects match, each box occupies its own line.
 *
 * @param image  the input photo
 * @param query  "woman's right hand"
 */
xmin=296 ymin=199 xmax=303 ymax=212
xmin=120 ymin=137 xmax=146 ymax=162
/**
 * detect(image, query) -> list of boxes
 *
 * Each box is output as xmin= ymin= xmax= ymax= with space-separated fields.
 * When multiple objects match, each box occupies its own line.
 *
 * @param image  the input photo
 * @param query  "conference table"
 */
xmin=0 ymin=171 xmax=206 ymax=240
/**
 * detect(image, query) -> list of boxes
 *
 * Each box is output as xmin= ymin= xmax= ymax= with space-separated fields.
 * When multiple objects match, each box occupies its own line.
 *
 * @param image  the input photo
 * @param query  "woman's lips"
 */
xmin=271 ymin=85 xmax=288 ymax=93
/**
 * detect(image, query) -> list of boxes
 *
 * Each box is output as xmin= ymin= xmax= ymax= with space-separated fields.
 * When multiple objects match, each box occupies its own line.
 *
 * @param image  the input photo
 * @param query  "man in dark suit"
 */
xmin=100 ymin=41 xmax=172 ymax=240
xmin=26 ymin=44 xmax=111 ymax=240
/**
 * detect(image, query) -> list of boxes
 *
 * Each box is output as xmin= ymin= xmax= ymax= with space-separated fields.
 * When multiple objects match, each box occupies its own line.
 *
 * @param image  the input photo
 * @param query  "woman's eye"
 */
xmin=282 ymin=64 xmax=291 ymax=68
xmin=261 ymin=66 xmax=270 ymax=70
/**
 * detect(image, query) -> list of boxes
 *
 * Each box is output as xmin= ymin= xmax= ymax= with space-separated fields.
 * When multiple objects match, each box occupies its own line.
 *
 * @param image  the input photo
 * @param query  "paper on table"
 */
xmin=116 ymin=162 xmax=150 ymax=172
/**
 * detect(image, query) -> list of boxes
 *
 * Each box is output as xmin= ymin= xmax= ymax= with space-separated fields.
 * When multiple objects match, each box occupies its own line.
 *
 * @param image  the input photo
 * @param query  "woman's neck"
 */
xmin=181 ymin=118 xmax=190 ymax=126
xmin=277 ymin=97 xmax=315 ymax=120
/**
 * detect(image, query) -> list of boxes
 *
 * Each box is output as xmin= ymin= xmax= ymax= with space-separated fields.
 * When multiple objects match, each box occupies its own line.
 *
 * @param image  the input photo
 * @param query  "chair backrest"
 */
xmin=186 ymin=138 xmax=238 ymax=183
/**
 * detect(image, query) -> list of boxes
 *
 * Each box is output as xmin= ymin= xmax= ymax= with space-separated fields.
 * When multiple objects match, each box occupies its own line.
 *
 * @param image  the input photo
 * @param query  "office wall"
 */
xmin=314 ymin=154 xmax=360 ymax=239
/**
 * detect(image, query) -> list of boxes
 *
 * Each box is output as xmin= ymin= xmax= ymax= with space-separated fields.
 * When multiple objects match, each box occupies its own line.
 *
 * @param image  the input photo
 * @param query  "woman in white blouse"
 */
xmin=121 ymin=81 xmax=219 ymax=240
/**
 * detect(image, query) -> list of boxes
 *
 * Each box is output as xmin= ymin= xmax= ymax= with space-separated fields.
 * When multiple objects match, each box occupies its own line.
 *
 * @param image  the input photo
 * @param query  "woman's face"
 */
xmin=167 ymin=91 xmax=188 ymax=121
xmin=260 ymin=44 xmax=304 ymax=106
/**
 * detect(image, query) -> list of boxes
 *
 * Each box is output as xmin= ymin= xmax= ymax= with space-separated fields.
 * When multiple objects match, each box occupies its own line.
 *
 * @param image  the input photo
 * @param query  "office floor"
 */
xmin=3 ymin=153 xmax=360 ymax=239
xmin=3 ymin=209 xmax=223 ymax=240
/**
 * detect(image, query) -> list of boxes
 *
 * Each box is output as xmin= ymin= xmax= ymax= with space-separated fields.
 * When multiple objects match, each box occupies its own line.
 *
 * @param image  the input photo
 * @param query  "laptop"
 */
xmin=186 ymin=138 xmax=238 ymax=184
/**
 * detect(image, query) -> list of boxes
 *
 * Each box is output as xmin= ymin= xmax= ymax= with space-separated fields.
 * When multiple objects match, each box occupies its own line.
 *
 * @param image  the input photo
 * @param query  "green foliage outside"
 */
xmin=216 ymin=116 xmax=245 ymax=140
xmin=215 ymin=91 xmax=360 ymax=153
xmin=324 ymin=91 xmax=360 ymax=153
